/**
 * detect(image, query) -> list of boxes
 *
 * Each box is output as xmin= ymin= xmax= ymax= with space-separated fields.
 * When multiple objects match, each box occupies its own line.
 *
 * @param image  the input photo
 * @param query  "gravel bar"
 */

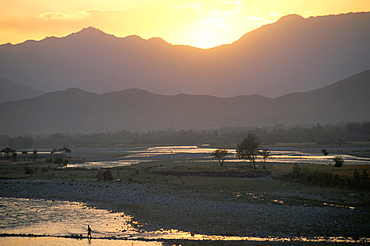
xmin=1 ymin=179 xmax=369 ymax=239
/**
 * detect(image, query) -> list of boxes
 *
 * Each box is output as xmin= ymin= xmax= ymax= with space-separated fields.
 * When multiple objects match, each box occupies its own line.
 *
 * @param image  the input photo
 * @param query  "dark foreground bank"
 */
xmin=1 ymin=176 xmax=369 ymax=241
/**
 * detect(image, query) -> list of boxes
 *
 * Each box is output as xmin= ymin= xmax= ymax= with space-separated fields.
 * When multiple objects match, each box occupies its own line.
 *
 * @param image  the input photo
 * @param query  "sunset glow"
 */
xmin=1 ymin=0 xmax=370 ymax=48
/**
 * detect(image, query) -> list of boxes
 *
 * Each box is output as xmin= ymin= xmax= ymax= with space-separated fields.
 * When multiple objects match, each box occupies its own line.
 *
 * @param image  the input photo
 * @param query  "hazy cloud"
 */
xmin=39 ymin=12 xmax=69 ymax=20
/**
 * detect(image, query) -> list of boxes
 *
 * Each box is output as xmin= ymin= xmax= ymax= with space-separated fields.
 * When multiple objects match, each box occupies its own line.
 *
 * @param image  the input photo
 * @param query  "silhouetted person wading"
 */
xmin=87 ymin=225 xmax=92 ymax=239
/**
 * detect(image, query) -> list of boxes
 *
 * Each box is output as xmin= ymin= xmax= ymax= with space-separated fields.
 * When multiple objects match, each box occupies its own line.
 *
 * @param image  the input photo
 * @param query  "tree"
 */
xmin=353 ymin=169 xmax=360 ymax=180
xmin=12 ymin=152 xmax=17 ymax=161
xmin=1 ymin=147 xmax=16 ymax=160
xmin=62 ymin=147 xmax=72 ymax=156
xmin=260 ymin=148 xmax=270 ymax=169
xmin=32 ymin=150 xmax=38 ymax=161
xmin=321 ymin=149 xmax=329 ymax=156
xmin=50 ymin=155 xmax=69 ymax=168
xmin=212 ymin=149 xmax=229 ymax=167
xmin=321 ymin=149 xmax=329 ymax=164
xmin=51 ymin=147 xmax=72 ymax=156
xmin=333 ymin=156 xmax=344 ymax=167
xmin=236 ymin=133 xmax=261 ymax=169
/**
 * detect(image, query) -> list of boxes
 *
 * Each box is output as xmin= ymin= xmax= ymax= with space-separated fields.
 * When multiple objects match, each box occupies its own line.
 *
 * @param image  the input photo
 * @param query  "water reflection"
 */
xmin=0 ymin=197 xmax=136 ymax=238
xmin=68 ymin=146 xmax=370 ymax=169
xmin=1 ymin=237 xmax=161 ymax=246
xmin=1 ymin=197 xmax=367 ymax=244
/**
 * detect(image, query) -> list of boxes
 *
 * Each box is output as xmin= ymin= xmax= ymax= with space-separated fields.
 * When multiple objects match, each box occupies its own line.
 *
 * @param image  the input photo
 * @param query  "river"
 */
xmin=64 ymin=145 xmax=370 ymax=168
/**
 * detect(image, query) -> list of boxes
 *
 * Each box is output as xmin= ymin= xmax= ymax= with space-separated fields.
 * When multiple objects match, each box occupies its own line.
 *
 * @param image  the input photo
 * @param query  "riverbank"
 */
xmin=1 ymin=164 xmax=369 ymax=241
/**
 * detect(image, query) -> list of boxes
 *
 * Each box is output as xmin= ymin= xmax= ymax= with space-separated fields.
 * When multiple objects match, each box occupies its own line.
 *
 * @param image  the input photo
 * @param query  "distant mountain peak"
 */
xmin=76 ymin=26 xmax=106 ymax=34
xmin=60 ymin=87 xmax=97 ymax=97
xmin=148 ymin=37 xmax=170 ymax=44
xmin=72 ymin=27 xmax=169 ymax=45
xmin=123 ymin=35 xmax=146 ymax=42
xmin=277 ymin=14 xmax=305 ymax=23
xmin=66 ymin=26 xmax=116 ymax=40
xmin=82 ymin=26 xmax=101 ymax=32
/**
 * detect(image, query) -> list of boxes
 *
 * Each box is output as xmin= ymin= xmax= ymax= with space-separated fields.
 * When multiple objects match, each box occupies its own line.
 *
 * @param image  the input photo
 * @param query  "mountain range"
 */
xmin=0 ymin=12 xmax=369 ymax=100
xmin=0 ymin=77 xmax=43 ymax=103
xmin=1 ymin=70 xmax=369 ymax=135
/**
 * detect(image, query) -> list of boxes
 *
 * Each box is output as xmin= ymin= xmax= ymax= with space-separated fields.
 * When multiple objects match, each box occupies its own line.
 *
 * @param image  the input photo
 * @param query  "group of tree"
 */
xmin=47 ymin=147 xmax=72 ymax=167
xmin=51 ymin=147 xmax=72 ymax=155
xmin=235 ymin=133 xmax=262 ymax=169
xmin=1 ymin=122 xmax=369 ymax=148
xmin=321 ymin=148 xmax=344 ymax=167
xmin=0 ymin=148 xmax=38 ymax=162
xmin=0 ymin=145 xmax=71 ymax=167
xmin=0 ymin=147 xmax=17 ymax=161
xmin=212 ymin=149 xmax=229 ymax=167
xmin=214 ymin=134 xmax=347 ymax=169
xmin=213 ymin=133 xmax=271 ymax=169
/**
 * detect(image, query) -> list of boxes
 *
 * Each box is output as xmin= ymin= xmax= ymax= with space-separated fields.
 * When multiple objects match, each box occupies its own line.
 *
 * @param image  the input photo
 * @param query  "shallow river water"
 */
xmin=1 ymin=197 xmax=364 ymax=245
xmin=66 ymin=145 xmax=370 ymax=168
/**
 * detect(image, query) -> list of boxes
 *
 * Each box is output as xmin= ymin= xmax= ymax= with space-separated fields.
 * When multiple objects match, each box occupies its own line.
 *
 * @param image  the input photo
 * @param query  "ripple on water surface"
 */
xmin=1 ymin=197 xmax=368 ymax=245
xmin=0 ymin=197 xmax=135 ymax=238
xmin=0 ymin=237 xmax=161 ymax=246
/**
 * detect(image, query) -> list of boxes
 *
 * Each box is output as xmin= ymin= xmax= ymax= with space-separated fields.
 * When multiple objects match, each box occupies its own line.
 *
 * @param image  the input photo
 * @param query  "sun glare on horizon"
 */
xmin=188 ymin=17 xmax=236 ymax=49
xmin=0 ymin=1 xmax=369 ymax=48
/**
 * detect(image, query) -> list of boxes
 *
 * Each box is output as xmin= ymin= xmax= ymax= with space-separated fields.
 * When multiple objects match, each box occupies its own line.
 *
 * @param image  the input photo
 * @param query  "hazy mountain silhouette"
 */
xmin=0 ymin=70 xmax=368 ymax=135
xmin=0 ymin=77 xmax=43 ymax=103
xmin=0 ymin=12 xmax=369 ymax=98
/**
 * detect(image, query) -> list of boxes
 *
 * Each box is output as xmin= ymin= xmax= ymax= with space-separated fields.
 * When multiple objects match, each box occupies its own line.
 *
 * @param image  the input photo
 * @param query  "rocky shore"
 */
xmin=1 ymin=178 xmax=369 ymax=240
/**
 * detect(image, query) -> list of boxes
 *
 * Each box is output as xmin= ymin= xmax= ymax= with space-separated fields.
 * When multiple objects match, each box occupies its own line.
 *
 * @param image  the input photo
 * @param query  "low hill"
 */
xmin=0 ymin=70 xmax=369 ymax=135
xmin=0 ymin=77 xmax=43 ymax=103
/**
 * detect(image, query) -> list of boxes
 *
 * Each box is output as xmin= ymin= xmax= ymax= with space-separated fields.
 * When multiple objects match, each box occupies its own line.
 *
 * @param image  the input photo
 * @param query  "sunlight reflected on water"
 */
xmin=67 ymin=146 xmax=370 ymax=169
xmin=0 ymin=197 xmax=136 ymax=238
xmin=0 ymin=237 xmax=161 ymax=246
xmin=1 ymin=197 xmax=367 ymax=244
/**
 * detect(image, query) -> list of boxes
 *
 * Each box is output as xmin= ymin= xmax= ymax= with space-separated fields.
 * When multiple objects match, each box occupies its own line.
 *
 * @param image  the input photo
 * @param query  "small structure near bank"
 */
xmin=95 ymin=169 xmax=114 ymax=181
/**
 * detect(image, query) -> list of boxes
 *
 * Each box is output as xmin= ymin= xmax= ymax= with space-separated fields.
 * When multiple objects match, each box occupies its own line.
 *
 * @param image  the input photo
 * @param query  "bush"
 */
xmin=41 ymin=166 xmax=50 ymax=172
xmin=352 ymin=169 xmax=370 ymax=191
xmin=353 ymin=169 xmax=360 ymax=180
xmin=285 ymin=165 xmax=369 ymax=191
xmin=48 ymin=155 xmax=69 ymax=167
xmin=25 ymin=168 xmax=34 ymax=174
xmin=284 ymin=165 xmax=346 ymax=187
xmin=333 ymin=156 xmax=344 ymax=167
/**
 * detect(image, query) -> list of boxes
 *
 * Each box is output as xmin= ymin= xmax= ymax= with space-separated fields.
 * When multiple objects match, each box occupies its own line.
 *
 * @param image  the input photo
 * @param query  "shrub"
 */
xmin=49 ymin=155 xmax=69 ymax=167
xmin=284 ymin=165 xmax=369 ymax=191
xmin=284 ymin=165 xmax=345 ymax=187
xmin=41 ymin=166 xmax=50 ymax=172
xmin=333 ymin=156 xmax=344 ymax=167
xmin=352 ymin=169 xmax=370 ymax=191
xmin=353 ymin=169 xmax=360 ymax=180
xmin=25 ymin=168 xmax=34 ymax=174
xmin=361 ymin=170 xmax=369 ymax=181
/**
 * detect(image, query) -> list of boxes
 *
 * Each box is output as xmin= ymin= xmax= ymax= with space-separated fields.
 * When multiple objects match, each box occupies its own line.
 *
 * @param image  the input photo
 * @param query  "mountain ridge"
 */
xmin=0 ymin=12 xmax=369 ymax=98
xmin=0 ymin=77 xmax=43 ymax=103
xmin=0 ymin=70 xmax=368 ymax=135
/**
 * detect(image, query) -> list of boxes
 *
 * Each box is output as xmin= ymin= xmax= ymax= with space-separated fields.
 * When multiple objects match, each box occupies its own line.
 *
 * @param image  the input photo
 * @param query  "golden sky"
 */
xmin=1 ymin=0 xmax=370 ymax=48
